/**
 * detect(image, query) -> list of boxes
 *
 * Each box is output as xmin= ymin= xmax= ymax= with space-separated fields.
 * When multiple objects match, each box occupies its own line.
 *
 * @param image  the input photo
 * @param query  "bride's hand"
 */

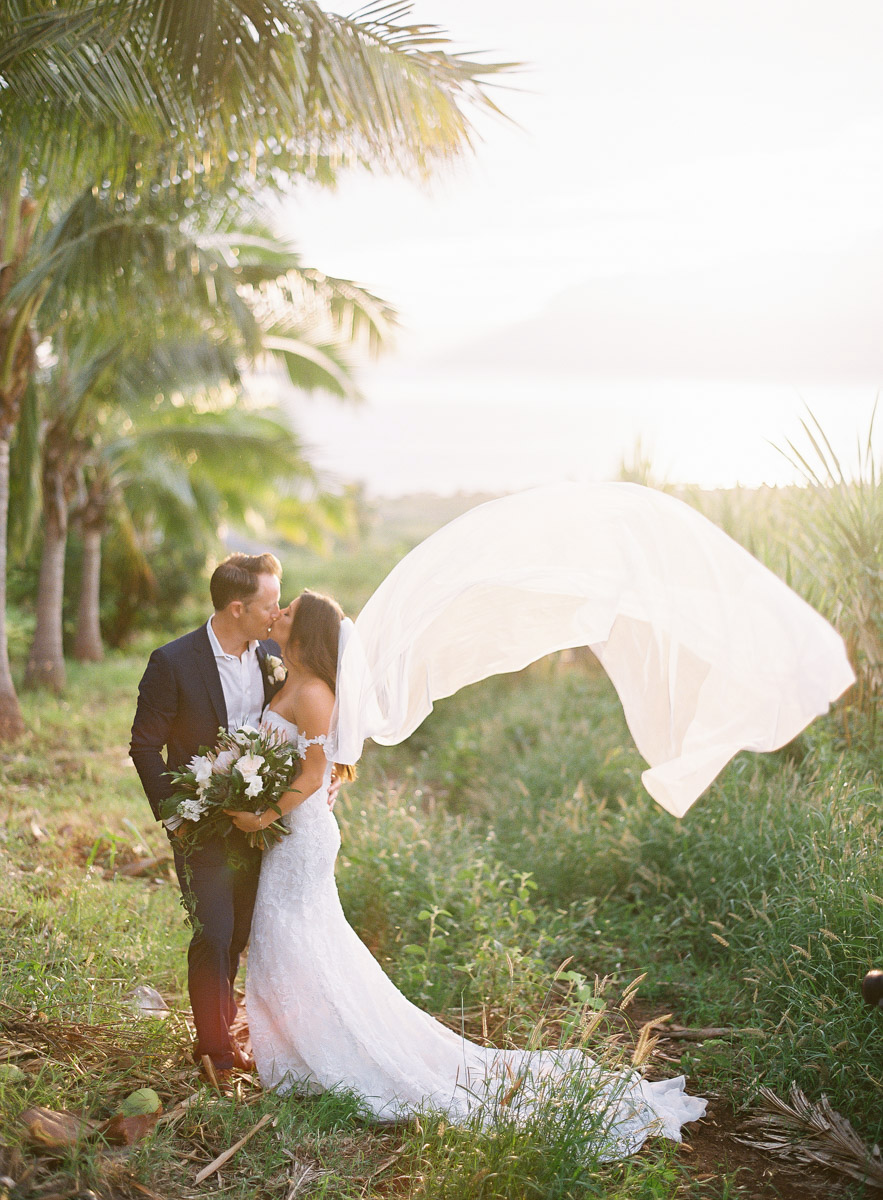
xmin=225 ymin=809 xmax=267 ymax=833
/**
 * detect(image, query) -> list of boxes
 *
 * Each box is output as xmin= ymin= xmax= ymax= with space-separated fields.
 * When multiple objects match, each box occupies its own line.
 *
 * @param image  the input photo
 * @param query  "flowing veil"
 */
xmin=328 ymin=482 xmax=854 ymax=816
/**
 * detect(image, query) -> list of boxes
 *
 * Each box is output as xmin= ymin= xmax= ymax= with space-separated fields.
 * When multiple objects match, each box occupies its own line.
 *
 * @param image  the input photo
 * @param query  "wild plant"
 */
xmin=778 ymin=403 xmax=883 ymax=720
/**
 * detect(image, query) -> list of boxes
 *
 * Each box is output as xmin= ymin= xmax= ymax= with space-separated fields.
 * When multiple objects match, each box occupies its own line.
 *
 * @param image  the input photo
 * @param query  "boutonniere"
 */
xmin=263 ymin=653 xmax=287 ymax=686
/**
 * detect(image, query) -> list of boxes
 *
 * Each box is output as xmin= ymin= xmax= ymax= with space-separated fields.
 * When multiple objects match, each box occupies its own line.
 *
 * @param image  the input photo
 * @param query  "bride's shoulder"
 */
xmin=292 ymin=676 xmax=335 ymax=728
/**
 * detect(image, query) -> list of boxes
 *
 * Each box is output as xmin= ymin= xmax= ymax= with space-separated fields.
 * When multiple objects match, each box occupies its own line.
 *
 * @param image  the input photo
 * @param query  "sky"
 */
xmin=271 ymin=0 xmax=883 ymax=495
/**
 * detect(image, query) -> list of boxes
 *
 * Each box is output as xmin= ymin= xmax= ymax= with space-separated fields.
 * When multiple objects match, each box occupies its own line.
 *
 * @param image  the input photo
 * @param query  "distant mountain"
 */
xmin=444 ymin=238 xmax=883 ymax=382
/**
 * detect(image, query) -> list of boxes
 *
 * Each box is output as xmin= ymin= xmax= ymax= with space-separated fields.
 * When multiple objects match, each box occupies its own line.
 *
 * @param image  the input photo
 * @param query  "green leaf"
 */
xmin=118 ymin=1088 xmax=162 ymax=1116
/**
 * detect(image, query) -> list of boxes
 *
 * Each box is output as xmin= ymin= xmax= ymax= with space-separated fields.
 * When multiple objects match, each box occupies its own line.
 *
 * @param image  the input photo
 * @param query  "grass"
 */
xmin=1 ymin=646 xmax=880 ymax=1198
xmin=4 ymin=446 xmax=883 ymax=1196
xmin=359 ymin=665 xmax=883 ymax=1119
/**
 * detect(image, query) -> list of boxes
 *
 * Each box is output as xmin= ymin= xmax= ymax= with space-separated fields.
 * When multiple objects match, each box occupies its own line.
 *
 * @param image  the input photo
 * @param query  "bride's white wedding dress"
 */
xmin=246 ymin=483 xmax=855 ymax=1159
xmin=247 ymin=707 xmax=707 ymax=1158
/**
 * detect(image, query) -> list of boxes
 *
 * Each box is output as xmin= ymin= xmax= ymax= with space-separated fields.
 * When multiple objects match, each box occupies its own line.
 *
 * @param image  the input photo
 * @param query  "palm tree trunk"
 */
xmin=74 ymin=524 xmax=104 ymax=661
xmin=0 ymin=437 xmax=25 ymax=736
xmin=0 ymin=186 xmax=38 ymax=736
xmin=24 ymin=481 xmax=68 ymax=692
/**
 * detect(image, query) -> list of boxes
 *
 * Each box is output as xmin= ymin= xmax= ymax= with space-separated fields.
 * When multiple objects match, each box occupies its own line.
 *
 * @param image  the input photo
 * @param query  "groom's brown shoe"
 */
xmin=195 ymin=1049 xmax=252 ymax=1090
xmin=199 ymin=1055 xmax=252 ymax=1092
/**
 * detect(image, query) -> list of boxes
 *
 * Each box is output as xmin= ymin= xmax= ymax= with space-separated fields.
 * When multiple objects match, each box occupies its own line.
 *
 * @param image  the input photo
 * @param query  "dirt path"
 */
xmin=624 ymin=1003 xmax=855 ymax=1198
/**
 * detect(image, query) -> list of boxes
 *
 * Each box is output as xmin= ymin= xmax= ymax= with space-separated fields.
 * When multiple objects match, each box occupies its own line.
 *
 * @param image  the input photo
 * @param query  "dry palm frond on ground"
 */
xmin=737 ymin=1083 xmax=883 ymax=1191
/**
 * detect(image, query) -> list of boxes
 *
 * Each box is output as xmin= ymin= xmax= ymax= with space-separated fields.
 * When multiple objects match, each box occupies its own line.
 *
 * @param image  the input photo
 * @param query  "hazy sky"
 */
xmin=276 ymin=1 xmax=883 ymax=493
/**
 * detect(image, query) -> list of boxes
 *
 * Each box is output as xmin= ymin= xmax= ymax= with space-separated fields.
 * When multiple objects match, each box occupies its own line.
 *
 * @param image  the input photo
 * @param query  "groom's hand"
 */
xmin=328 ymin=771 xmax=342 ymax=810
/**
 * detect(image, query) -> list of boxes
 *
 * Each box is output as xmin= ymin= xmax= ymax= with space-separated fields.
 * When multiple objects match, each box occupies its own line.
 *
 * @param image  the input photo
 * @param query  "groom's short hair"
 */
xmin=210 ymin=552 xmax=282 ymax=610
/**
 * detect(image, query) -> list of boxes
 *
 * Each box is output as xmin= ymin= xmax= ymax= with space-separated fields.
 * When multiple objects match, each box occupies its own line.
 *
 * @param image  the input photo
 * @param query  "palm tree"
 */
xmin=14 ymin=189 xmax=391 ymax=684
xmin=0 ymin=0 xmax=511 ymax=732
xmin=72 ymin=462 xmax=111 ymax=662
xmin=22 ymin=335 xmax=117 ymax=690
xmin=84 ymin=397 xmax=349 ymax=649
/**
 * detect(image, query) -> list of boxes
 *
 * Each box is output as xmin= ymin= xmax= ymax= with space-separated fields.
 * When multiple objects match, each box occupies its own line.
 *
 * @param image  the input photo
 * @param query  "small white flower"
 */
xmin=179 ymin=798 xmax=207 ymax=822
xmin=244 ymin=775 xmax=264 ymax=798
xmin=235 ymin=753 xmax=265 ymax=782
xmin=265 ymin=654 xmax=286 ymax=683
xmin=187 ymin=754 xmax=213 ymax=786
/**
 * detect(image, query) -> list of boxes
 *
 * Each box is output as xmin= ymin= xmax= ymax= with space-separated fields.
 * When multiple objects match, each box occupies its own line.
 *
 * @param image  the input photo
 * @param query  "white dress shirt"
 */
xmin=205 ymin=615 xmax=265 ymax=731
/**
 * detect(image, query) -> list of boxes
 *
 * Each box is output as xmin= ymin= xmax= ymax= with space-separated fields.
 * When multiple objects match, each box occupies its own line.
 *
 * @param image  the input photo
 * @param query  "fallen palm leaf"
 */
xmin=737 ymin=1083 xmax=883 ymax=1190
xmin=98 ymin=1111 xmax=160 ymax=1145
xmin=21 ymin=1106 xmax=98 ymax=1148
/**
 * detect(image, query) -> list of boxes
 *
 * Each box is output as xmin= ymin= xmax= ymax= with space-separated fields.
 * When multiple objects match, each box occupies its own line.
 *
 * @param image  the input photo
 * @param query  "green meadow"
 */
xmin=1 ymin=485 xmax=881 ymax=1199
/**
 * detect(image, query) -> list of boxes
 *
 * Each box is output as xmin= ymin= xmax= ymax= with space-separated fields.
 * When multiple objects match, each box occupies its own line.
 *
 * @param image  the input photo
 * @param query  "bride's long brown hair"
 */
xmin=286 ymin=589 xmax=356 ymax=781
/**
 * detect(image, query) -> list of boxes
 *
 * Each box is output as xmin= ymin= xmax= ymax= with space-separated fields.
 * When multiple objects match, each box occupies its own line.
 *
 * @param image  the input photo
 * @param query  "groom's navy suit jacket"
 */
xmin=130 ymin=624 xmax=282 ymax=821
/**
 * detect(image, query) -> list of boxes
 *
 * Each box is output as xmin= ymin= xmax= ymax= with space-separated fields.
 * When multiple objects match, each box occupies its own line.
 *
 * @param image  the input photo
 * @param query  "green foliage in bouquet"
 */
xmin=161 ymin=725 xmax=303 ymax=851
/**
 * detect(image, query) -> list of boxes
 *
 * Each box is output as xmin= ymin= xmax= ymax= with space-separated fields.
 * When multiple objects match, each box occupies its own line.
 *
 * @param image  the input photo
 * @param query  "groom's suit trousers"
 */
xmin=172 ymin=830 xmax=261 ymax=1068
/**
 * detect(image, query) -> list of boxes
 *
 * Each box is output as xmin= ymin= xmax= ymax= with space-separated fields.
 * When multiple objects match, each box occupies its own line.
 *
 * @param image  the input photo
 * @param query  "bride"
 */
xmin=224 ymin=483 xmax=853 ymax=1160
xmin=227 ymin=589 xmax=706 ymax=1158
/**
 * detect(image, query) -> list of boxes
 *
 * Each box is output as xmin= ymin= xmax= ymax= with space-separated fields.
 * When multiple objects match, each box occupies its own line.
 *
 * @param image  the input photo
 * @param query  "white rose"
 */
xmin=233 ymin=725 xmax=259 ymax=746
xmin=188 ymin=755 xmax=213 ymax=786
xmin=244 ymin=775 xmax=264 ymax=798
xmin=264 ymin=655 xmax=286 ymax=683
xmin=235 ymin=753 xmax=265 ymax=781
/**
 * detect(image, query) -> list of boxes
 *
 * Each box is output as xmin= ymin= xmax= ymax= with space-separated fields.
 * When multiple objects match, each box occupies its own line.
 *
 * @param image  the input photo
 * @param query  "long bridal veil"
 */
xmin=329 ymin=482 xmax=854 ymax=815
xmin=248 ymin=481 xmax=852 ymax=1160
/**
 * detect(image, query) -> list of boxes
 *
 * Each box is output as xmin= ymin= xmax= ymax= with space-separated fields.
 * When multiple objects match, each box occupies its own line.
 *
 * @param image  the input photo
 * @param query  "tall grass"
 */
xmin=354 ymin=664 xmax=882 ymax=1143
xmin=778 ymin=404 xmax=883 ymax=717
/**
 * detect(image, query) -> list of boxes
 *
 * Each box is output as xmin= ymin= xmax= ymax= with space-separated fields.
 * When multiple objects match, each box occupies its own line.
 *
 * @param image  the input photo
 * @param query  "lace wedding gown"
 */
xmin=247 ymin=708 xmax=706 ymax=1159
xmin=247 ymin=483 xmax=854 ymax=1158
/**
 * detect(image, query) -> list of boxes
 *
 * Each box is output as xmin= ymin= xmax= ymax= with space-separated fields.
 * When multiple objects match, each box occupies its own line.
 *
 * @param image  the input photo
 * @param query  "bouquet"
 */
xmin=161 ymin=725 xmax=303 ymax=851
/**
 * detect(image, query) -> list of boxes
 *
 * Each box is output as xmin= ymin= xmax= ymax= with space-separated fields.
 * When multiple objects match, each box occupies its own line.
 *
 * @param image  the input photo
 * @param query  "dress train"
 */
xmin=246 ymin=711 xmax=706 ymax=1160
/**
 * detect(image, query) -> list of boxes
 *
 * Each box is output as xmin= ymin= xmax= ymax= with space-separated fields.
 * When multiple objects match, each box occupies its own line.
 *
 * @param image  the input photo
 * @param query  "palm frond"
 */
xmin=260 ymin=333 xmax=360 ymax=399
xmin=1 ymin=0 xmax=517 ymax=182
xmin=736 ymin=1084 xmax=883 ymax=1190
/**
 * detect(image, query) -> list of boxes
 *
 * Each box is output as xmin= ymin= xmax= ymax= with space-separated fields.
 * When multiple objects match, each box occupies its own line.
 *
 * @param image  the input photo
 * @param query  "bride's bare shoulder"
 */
xmin=292 ymin=676 xmax=335 ymax=731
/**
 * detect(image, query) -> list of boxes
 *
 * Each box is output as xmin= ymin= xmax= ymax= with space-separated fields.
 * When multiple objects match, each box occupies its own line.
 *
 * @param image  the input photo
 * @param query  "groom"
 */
xmin=130 ymin=552 xmax=286 ymax=1075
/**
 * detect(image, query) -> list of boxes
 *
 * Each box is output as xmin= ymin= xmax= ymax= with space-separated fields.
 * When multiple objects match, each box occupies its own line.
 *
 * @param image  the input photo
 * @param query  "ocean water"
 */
xmin=279 ymin=366 xmax=880 ymax=497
